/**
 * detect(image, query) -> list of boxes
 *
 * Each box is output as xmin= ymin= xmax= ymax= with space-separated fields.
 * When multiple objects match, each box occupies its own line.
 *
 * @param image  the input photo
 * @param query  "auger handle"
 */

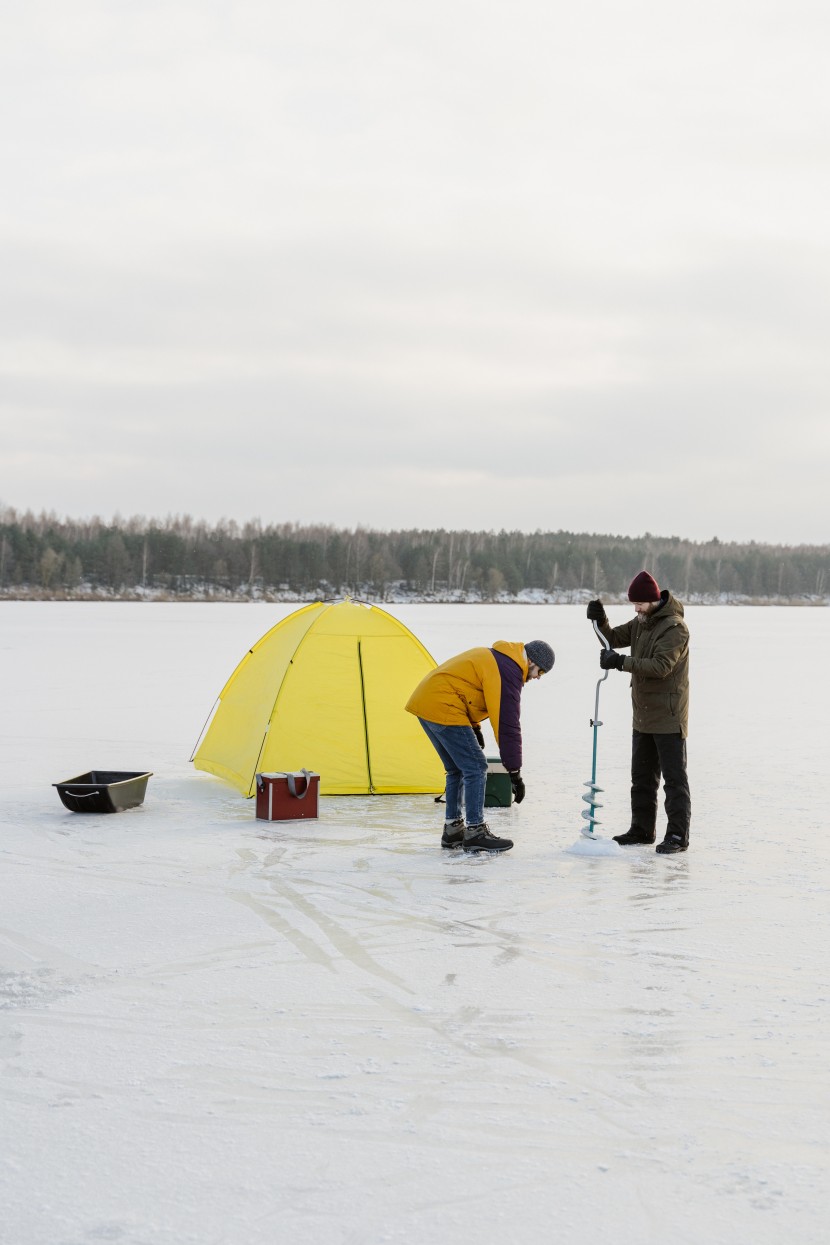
xmin=593 ymin=618 xmax=611 ymax=651
xmin=592 ymin=619 xmax=611 ymax=723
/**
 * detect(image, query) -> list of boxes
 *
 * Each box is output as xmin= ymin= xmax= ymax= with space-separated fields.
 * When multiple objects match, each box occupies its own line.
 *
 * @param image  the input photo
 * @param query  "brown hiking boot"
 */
xmin=463 ymin=823 xmax=513 ymax=854
xmin=441 ymin=819 xmax=464 ymax=849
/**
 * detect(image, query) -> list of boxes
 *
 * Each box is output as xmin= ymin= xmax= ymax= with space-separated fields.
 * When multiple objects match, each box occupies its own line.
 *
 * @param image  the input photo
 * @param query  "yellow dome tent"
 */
xmin=192 ymin=599 xmax=444 ymax=796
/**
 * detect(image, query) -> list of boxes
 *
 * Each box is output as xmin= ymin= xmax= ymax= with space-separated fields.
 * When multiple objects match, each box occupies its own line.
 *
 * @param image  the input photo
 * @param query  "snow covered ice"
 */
xmin=1 ymin=601 xmax=828 ymax=1245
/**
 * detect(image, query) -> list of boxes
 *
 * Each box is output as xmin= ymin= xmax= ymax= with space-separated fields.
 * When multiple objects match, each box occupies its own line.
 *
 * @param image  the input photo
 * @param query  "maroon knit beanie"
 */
xmin=628 ymin=570 xmax=660 ymax=602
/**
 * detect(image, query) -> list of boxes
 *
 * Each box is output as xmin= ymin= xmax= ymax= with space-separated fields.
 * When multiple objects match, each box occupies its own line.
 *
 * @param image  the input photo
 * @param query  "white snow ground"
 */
xmin=1 ymin=602 xmax=827 ymax=1245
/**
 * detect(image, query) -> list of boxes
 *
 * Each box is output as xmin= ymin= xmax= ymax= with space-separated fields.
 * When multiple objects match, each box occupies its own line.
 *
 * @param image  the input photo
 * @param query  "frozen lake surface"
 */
xmin=1 ymin=602 xmax=828 ymax=1244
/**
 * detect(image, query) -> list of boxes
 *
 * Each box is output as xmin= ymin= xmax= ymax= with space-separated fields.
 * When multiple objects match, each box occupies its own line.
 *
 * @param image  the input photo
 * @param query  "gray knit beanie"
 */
xmin=524 ymin=640 xmax=555 ymax=672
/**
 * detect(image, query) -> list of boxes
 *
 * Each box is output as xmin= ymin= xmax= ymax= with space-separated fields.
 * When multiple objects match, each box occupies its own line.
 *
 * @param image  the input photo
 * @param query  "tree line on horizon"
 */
xmin=0 ymin=508 xmax=828 ymax=601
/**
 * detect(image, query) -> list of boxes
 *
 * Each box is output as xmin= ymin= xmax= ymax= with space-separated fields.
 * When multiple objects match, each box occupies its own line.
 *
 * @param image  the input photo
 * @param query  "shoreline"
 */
xmin=1 ymin=589 xmax=827 ymax=607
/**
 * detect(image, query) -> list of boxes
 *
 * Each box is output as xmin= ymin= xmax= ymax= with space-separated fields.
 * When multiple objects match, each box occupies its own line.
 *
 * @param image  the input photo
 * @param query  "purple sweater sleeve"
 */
xmin=491 ymin=648 xmax=524 ymax=771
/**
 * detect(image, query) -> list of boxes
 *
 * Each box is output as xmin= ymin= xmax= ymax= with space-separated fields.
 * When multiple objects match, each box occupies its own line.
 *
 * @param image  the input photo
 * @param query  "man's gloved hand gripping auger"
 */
xmin=599 ymin=648 xmax=625 ymax=671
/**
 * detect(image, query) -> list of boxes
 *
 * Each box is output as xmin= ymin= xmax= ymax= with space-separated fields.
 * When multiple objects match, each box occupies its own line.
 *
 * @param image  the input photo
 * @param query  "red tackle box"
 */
xmin=255 ymin=770 xmax=320 ymax=822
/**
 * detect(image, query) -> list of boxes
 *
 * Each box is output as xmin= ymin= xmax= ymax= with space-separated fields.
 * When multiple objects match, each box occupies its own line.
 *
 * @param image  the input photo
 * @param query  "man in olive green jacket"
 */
xmin=587 ymin=570 xmax=691 ymax=854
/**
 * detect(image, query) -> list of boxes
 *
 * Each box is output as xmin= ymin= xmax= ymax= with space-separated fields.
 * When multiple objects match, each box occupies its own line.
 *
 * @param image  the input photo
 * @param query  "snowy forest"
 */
xmin=1 ymin=508 xmax=828 ymax=603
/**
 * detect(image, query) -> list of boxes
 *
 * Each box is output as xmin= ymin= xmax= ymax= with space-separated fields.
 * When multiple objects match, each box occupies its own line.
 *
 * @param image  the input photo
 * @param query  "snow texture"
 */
xmin=1 ymin=602 xmax=828 ymax=1245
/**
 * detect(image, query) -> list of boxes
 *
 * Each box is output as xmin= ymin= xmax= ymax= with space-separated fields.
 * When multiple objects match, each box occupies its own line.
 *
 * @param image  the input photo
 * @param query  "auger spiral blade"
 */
xmin=580 ymin=780 xmax=603 ymax=837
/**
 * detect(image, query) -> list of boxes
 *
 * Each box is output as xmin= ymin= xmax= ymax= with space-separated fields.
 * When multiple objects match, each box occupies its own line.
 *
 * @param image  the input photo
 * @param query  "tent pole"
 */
xmin=357 ymin=639 xmax=374 ymax=793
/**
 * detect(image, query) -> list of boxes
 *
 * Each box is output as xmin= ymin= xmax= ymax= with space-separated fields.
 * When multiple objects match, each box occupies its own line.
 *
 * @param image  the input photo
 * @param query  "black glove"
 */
xmin=472 ymin=723 xmax=485 ymax=749
xmin=587 ymin=599 xmax=606 ymax=621
xmin=508 ymin=770 xmax=525 ymax=803
xmin=600 ymin=648 xmax=625 ymax=671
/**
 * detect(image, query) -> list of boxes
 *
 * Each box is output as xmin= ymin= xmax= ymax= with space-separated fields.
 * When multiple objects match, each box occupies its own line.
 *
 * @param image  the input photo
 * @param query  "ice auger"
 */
xmin=581 ymin=620 xmax=612 ymax=839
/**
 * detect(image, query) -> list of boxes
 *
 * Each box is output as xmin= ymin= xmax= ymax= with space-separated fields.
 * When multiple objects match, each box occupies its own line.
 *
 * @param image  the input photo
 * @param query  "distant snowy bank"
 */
xmin=2 ymin=582 xmax=828 ymax=606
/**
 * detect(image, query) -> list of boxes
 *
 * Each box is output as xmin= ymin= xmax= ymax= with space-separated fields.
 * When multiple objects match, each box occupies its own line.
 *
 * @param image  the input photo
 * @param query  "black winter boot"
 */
xmin=656 ymin=834 xmax=688 ymax=854
xmin=613 ymin=828 xmax=656 ymax=845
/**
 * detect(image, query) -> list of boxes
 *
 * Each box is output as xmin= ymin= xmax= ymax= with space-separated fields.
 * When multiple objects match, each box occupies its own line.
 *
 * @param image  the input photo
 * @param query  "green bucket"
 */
xmin=484 ymin=756 xmax=513 ymax=808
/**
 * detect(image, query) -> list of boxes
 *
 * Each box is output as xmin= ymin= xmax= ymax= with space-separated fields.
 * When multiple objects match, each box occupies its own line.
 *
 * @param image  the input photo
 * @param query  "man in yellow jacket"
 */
xmin=405 ymin=639 xmax=555 ymax=853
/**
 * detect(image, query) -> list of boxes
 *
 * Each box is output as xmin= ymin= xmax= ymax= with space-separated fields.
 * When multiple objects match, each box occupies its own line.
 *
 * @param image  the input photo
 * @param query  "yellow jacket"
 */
xmin=405 ymin=641 xmax=528 ymax=771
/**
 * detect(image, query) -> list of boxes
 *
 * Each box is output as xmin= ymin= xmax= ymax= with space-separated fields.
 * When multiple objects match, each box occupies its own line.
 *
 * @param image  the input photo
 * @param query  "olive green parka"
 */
xmin=597 ymin=590 xmax=690 ymax=737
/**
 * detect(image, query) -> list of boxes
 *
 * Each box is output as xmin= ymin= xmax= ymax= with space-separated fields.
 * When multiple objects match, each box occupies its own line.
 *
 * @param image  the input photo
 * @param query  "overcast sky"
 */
xmin=2 ymin=1 xmax=828 ymax=545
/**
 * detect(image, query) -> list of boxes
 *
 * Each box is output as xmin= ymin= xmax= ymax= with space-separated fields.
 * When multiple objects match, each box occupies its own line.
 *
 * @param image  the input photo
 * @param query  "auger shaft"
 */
xmin=581 ymin=619 xmax=611 ymax=839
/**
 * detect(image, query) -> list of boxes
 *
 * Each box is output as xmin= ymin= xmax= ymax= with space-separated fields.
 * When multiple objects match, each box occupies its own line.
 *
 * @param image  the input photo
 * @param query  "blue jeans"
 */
xmin=418 ymin=719 xmax=488 ymax=827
